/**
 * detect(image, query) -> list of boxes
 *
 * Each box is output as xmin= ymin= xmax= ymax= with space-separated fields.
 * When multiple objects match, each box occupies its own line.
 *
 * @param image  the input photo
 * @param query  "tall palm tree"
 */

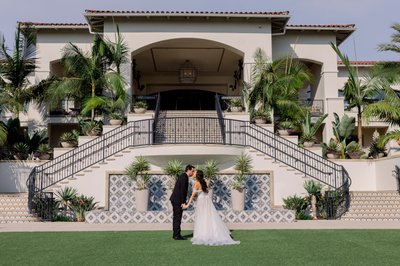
xmin=46 ymin=35 xmax=126 ymax=121
xmin=331 ymin=43 xmax=380 ymax=146
xmin=0 ymin=24 xmax=37 ymax=118
xmin=248 ymin=48 xmax=312 ymax=122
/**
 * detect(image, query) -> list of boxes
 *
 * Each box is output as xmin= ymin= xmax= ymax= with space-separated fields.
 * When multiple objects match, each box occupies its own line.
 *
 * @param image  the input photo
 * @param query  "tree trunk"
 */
xmin=311 ymin=195 xmax=317 ymax=219
xmin=357 ymin=108 xmax=363 ymax=146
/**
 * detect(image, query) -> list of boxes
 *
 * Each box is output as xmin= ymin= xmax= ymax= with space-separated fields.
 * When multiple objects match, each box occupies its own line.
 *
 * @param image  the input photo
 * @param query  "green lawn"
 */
xmin=1 ymin=230 xmax=400 ymax=265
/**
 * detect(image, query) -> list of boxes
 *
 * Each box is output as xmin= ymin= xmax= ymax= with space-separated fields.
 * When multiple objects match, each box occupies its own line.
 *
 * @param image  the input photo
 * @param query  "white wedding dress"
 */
xmin=191 ymin=188 xmax=240 ymax=246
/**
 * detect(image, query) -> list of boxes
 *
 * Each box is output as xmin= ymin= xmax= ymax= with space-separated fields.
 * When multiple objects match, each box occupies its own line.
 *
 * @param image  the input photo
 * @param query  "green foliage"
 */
xmin=229 ymin=98 xmax=242 ymax=107
xmin=133 ymin=101 xmax=148 ymax=109
xmin=297 ymin=210 xmax=314 ymax=220
xmin=251 ymin=108 xmax=271 ymax=122
xmin=345 ymin=141 xmax=362 ymax=153
xmin=80 ymin=120 xmax=103 ymax=136
xmin=332 ymin=113 xmax=356 ymax=159
xmin=55 ymin=187 xmax=78 ymax=217
xmin=0 ymin=123 xmax=7 ymax=146
xmin=70 ymin=195 xmax=98 ymax=222
xmin=282 ymin=195 xmax=307 ymax=219
xmin=52 ymin=215 xmax=73 ymax=222
xmin=59 ymin=132 xmax=78 ymax=143
xmin=300 ymin=112 xmax=328 ymax=143
xmin=38 ymin=144 xmax=52 ymax=154
xmin=303 ymin=180 xmax=322 ymax=196
xmin=233 ymin=153 xmax=253 ymax=191
xmin=125 ymin=156 xmax=151 ymax=190
xmin=12 ymin=142 xmax=29 ymax=160
xmin=163 ymin=160 xmax=183 ymax=189
xmin=202 ymin=159 xmax=220 ymax=183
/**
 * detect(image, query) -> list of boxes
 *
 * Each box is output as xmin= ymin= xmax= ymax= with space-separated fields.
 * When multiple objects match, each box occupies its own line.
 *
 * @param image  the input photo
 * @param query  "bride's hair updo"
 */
xmin=196 ymin=170 xmax=208 ymax=193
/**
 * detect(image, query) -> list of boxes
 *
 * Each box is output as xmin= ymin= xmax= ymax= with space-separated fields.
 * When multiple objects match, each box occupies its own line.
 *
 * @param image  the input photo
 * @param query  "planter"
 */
xmin=326 ymin=152 xmax=339 ymax=159
xmin=38 ymin=153 xmax=51 ymax=160
xmin=60 ymin=141 xmax=77 ymax=148
xmin=230 ymin=106 xmax=242 ymax=112
xmin=231 ymin=189 xmax=245 ymax=211
xmin=278 ymin=129 xmax=290 ymax=136
xmin=255 ymin=118 xmax=267 ymax=124
xmin=303 ymin=141 xmax=315 ymax=148
xmin=134 ymin=108 xmax=147 ymax=114
xmin=135 ymin=189 xmax=149 ymax=212
xmin=347 ymin=151 xmax=365 ymax=159
xmin=109 ymin=119 xmax=123 ymax=126
xmin=84 ymin=130 xmax=101 ymax=136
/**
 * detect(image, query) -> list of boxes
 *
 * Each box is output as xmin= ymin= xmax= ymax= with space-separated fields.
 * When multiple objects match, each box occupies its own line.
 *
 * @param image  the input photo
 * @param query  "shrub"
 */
xmin=283 ymin=194 xmax=307 ymax=219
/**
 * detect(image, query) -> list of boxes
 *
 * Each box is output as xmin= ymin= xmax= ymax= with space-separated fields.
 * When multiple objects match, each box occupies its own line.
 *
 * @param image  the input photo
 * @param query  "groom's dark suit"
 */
xmin=170 ymin=172 xmax=189 ymax=238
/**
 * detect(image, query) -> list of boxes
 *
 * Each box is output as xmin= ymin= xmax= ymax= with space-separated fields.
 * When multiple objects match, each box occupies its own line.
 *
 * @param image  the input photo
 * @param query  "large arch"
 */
xmin=130 ymin=38 xmax=245 ymax=110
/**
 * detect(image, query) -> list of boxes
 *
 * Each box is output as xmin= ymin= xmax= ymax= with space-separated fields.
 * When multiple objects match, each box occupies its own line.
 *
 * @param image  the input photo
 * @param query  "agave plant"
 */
xmin=55 ymin=187 xmax=78 ymax=216
xmin=125 ymin=156 xmax=151 ymax=190
xmin=300 ymin=112 xmax=328 ymax=144
xmin=202 ymin=159 xmax=220 ymax=187
xmin=283 ymin=194 xmax=308 ymax=219
xmin=163 ymin=159 xmax=183 ymax=189
xmin=12 ymin=142 xmax=29 ymax=160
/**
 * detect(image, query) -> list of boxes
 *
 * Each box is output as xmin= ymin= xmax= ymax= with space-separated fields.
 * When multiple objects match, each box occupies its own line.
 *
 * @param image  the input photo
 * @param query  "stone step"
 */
xmin=350 ymin=199 xmax=400 ymax=205
xmin=0 ymin=213 xmax=38 ymax=219
xmin=350 ymin=191 xmax=400 ymax=196
xmin=341 ymin=217 xmax=400 ymax=221
xmin=347 ymin=206 xmax=400 ymax=212
xmin=0 ymin=210 xmax=32 ymax=215
xmin=0 ymin=197 xmax=29 ymax=203
xmin=350 ymin=195 xmax=400 ymax=200
xmin=0 ymin=217 xmax=40 ymax=223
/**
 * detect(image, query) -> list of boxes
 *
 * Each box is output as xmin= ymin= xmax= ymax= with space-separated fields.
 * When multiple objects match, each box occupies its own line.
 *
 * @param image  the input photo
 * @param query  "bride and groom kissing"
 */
xmin=169 ymin=164 xmax=240 ymax=246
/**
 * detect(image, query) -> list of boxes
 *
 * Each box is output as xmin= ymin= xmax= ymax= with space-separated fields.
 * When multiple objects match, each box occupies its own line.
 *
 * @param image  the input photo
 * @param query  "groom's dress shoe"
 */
xmin=173 ymin=235 xmax=186 ymax=240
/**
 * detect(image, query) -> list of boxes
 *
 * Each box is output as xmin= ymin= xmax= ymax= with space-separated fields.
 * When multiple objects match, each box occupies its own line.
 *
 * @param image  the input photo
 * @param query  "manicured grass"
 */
xmin=1 ymin=230 xmax=400 ymax=265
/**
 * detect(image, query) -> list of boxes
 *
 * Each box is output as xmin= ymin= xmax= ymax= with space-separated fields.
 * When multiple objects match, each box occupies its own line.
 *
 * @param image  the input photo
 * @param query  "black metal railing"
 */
xmin=215 ymin=94 xmax=226 ymax=144
xmin=27 ymin=117 xmax=350 ymax=220
xmin=394 ymin=165 xmax=400 ymax=194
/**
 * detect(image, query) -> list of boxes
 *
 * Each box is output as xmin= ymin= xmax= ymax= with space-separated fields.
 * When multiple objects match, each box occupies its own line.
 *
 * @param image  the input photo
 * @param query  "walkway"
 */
xmin=1 ymin=220 xmax=400 ymax=232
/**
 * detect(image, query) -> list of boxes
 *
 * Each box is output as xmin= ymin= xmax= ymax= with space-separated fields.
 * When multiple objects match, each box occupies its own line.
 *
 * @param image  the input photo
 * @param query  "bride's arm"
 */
xmin=182 ymin=183 xmax=199 ymax=209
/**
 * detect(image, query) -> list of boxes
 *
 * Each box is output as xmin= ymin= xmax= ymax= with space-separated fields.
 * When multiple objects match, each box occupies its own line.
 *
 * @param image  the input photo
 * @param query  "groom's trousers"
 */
xmin=172 ymin=202 xmax=183 ymax=237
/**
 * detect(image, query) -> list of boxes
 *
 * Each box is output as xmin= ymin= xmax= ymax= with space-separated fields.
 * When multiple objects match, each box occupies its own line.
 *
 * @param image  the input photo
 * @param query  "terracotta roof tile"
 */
xmin=84 ymin=10 xmax=290 ymax=16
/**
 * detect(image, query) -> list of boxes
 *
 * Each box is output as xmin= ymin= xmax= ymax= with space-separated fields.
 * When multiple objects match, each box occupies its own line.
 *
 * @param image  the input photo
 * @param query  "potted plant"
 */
xmin=109 ymin=112 xmax=124 ymax=126
xmin=346 ymin=141 xmax=365 ymax=159
xmin=202 ymin=159 xmax=219 ymax=193
xmin=133 ymin=101 xmax=148 ymax=114
xmin=12 ymin=142 xmax=29 ymax=160
xmin=322 ymin=139 xmax=339 ymax=159
xmin=303 ymin=180 xmax=322 ymax=219
xmin=231 ymin=152 xmax=252 ymax=211
xmin=59 ymin=132 xmax=78 ymax=148
xmin=277 ymin=120 xmax=295 ymax=136
xmin=70 ymin=194 xmax=98 ymax=222
xmin=163 ymin=159 xmax=183 ymax=211
xmin=252 ymin=109 xmax=271 ymax=124
xmin=229 ymin=98 xmax=243 ymax=112
xmin=37 ymin=144 xmax=53 ymax=160
xmin=300 ymin=112 xmax=328 ymax=147
xmin=125 ymin=156 xmax=151 ymax=212
xmin=81 ymin=120 xmax=102 ymax=136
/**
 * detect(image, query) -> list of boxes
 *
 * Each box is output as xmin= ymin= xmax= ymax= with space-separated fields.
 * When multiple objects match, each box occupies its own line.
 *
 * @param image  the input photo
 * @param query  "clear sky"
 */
xmin=0 ymin=0 xmax=399 ymax=60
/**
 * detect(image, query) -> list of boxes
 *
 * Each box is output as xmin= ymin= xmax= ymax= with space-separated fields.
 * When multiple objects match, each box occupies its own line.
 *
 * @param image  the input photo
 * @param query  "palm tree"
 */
xmin=331 ymin=43 xmax=380 ymax=146
xmin=46 ymin=35 xmax=126 ymax=121
xmin=0 ymin=122 xmax=7 ymax=146
xmin=248 ymin=48 xmax=312 ymax=123
xmin=0 ymin=24 xmax=37 ymax=118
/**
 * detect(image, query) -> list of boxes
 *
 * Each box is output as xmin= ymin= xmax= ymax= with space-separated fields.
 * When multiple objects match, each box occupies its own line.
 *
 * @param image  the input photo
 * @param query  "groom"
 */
xmin=170 ymin=164 xmax=195 ymax=240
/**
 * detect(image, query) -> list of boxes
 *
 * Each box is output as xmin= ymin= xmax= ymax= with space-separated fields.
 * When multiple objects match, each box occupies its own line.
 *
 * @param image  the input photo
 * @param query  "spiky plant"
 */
xmin=233 ymin=153 xmax=253 ymax=192
xmin=163 ymin=159 xmax=183 ymax=189
xmin=70 ymin=195 xmax=98 ymax=222
xmin=300 ymin=112 xmax=328 ymax=143
xmin=303 ymin=180 xmax=322 ymax=219
xmin=55 ymin=187 xmax=78 ymax=216
xmin=125 ymin=156 xmax=151 ymax=190
xmin=203 ymin=159 xmax=220 ymax=187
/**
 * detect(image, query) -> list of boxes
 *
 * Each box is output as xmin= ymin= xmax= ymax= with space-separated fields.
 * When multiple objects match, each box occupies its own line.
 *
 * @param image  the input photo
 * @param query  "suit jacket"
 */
xmin=170 ymin=172 xmax=189 ymax=204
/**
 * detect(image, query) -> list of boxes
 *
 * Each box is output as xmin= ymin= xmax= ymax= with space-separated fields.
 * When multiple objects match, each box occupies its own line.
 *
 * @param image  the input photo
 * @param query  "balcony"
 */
xmin=300 ymin=99 xmax=324 ymax=117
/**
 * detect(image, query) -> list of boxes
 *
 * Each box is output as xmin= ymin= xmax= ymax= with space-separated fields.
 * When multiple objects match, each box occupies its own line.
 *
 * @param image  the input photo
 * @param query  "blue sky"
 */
xmin=0 ymin=0 xmax=398 ymax=60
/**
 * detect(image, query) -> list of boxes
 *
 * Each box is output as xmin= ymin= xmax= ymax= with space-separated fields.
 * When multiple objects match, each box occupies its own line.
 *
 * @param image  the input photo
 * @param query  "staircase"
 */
xmin=154 ymin=111 xmax=223 ymax=143
xmin=341 ymin=191 xmax=400 ymax=221
xmin=0 ymin=193 xmax=40 ymax=223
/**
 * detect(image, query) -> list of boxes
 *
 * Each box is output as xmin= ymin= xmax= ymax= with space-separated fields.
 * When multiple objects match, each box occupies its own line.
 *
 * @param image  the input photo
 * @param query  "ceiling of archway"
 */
xmin=132 ymin=40 xmax=242 ymax=75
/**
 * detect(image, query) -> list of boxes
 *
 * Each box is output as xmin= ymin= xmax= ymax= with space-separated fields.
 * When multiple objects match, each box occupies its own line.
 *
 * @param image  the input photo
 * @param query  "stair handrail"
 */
xmin=27 ymin=117 xmax=350 ymax=219
xmin=215 ymin=94 xmax=226 ymax=144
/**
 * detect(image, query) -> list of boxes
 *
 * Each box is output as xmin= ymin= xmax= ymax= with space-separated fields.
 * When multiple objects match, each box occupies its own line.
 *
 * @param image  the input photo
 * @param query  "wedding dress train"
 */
xmin=191 ymin=189 xmax=240 ymax=246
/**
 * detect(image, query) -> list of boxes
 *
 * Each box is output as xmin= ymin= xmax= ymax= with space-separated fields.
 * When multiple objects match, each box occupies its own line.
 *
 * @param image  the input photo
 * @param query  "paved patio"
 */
xmin=1 ymin=220 xmax=400 ymax=232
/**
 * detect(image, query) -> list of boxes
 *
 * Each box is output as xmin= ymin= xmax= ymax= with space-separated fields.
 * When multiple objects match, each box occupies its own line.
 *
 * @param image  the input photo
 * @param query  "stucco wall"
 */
xmin=0 ymin=161 xmax=44 ymax=193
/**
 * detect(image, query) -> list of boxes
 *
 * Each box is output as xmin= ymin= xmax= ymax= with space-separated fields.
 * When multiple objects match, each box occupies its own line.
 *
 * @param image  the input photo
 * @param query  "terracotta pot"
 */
xmin=278 ymin=129 xmax=290 ymax=136
xmin=60 ymin=141 xmax=77 ymax=148
xmin=39 ymin=153 xmax=51 ymax=160
xmin=347 ymin=151 xmax=365 ymax=159
xmin=326 ymin=152 xmax=339 ymax=159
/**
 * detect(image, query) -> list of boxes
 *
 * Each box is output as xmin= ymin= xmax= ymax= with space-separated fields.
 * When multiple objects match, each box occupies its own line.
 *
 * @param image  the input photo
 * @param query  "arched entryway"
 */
xmin=160 ymin=89 xmax=216 ymax=110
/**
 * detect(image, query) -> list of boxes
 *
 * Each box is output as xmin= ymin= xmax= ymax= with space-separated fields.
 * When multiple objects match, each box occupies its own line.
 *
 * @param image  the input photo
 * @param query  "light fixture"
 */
xmin=179 ymin=60 xmax=197 ymax=83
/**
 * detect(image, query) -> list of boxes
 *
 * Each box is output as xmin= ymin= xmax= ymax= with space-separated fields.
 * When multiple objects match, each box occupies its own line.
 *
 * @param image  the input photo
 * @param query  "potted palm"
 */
xmin=125 ymin=156 xmax=151 ymax=212
xmin=202 ymin=159 xmax=219 ymax=194
xmin=70 ymin=195 xmax=98 ymax=222
xmin=59 ymin=132 xmax=78 ymax=148
xmin=37 ymin=144 xmax=53 ymax=160
xmin=303 ymin=180 xmax=322 ymax=219
xmin=231 ymin=153 xmax=252 ymax=211
xmin=109 ymin=112 xmax=124 ymax=125
xmin=252 ymin=109 xmax=271 ymax=125
xmin=277 ymin=120 xmax=295 ymax=136
xmin=229 ymin=98 xmax=243 ymax=112
xmin=133 ymin=101 xmax=148 ymax=114
xmin=300 ymin=112 xmax=328 ymax=147
xmin=12 ymin=142 xmax=29 ymax=160
xmin=163 ymin=159 xmax=183 ymax=211
xmin=81 ymin=120 xmax=102 ymax=136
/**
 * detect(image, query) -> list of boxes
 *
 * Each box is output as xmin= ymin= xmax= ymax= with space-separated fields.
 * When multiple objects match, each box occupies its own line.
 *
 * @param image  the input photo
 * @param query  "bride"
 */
xmin=182 ymin=170 xmax=240 ymax=246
